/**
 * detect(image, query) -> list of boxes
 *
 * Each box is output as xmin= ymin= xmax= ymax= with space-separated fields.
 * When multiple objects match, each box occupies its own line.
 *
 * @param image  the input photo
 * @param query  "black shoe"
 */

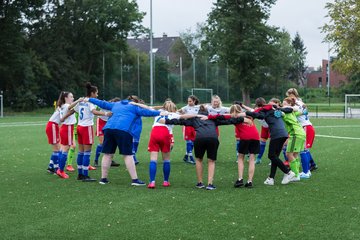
xmin=234 ymin=179 xmax=244 ymax=188
xmin=47 ymin=167 xmax=56 ymax=175
xmin=310 ymin=165 xmax=318 ymax=171
xmin=99 ymin=178 xmax=110 ymax=185
xmin=77 ymin=174 xmax=85 ymax=180
xmin=111 ymin=160 xmax=120 ymax=167
xmin=183 ymin=155 xmax=189 ymax=163
xmin=82 ymin=175 xmax=96 ymax=182
xmin=245 ymin=181 xmax=253 ymax=188
xmin=94 ymin=161 xmax=99 ymax=167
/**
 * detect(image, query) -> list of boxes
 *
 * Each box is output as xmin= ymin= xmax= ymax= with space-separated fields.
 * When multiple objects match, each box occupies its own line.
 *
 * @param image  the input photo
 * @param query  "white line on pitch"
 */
xmin=316 ymin=134 xmax=360 ymax=140
xmin=0 ymin=123 xmax=46 ymax=127
xmin=315 ymin=125 xmax=360 ymax=128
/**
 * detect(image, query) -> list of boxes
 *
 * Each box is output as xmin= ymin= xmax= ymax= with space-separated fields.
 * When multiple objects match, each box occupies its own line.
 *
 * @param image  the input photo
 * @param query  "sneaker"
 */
xmin=77 ymin=174 xmax=85 ymax=180
xmin=234 ymin=179 xmax=244 ymax=188
xmin=183 ymin=155 xmax=189 ymax=163
xmin=195 ymin=182 xmax=205 ymax=189
xmin=47 ymin=167 xmax=56 ymax=175
xmin=245 ymin=181 xmax=253 ymax=188
xmin=291 ymin=175 xmax=301 ymax=182
xmin=66 ymin=165 xmax=75 ymax=172
xmin=111 ymin=160 xmax=120 ymax=167
xmin=82 ymin=175 xmax=96 ymax=182
xmin=88 ymin=165 xmax=97 ymax=170
xmin=162 ymin=181 xmax=171 ymax=187
xmin=206 ymin=184 xmax=216 ymax=190
xmin=300 ymin=172 xmax=311 ymax=179
xmin=310 ymin=164 xmax=318 ymax=172
xmin=255 ymin=158 xmax=262 ymax=164
xmin=188 ymin=156 xmax=196 ymax=165
xmin=264 ymin=177 xmax=274 ymax=186
xmin=131 ymin=179 xmax=146 ymax=186
xmin=281 ymin=171 xmax=296 ymax=185
xmin=147 ymin=182 xmax=156 ymax=189
xmin=99 ymin=178 xmax=110 ymax=185
xmin=56 ymin=169 xmax=69 ymax=179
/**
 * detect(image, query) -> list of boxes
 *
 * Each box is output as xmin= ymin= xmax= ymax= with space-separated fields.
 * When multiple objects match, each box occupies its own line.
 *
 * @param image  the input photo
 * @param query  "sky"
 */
xmin=136 ymin=0 xmax=334 ymax=67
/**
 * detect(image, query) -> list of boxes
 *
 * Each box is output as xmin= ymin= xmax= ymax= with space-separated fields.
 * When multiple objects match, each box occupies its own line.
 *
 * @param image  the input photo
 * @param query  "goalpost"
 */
xmin=0 ymin=94 xmax=3 ymax=118
xmin=345 ymin=94 xmax=360 ymax=119
xmin=191 ymin=88 xmax=213 ymax=104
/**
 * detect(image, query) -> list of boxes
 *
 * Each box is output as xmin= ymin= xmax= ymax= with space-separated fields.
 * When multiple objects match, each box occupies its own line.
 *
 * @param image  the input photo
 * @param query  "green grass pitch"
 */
xmin=1 ymin=116 xmax=360 ymax=239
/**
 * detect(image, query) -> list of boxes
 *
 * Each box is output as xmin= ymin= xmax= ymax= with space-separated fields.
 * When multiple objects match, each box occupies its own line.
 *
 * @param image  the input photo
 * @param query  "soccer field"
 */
xmin=1 ymin=116 xmax=360 ymax=240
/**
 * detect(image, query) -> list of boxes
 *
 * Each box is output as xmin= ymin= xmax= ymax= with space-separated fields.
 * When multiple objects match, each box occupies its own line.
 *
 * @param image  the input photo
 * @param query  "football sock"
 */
xmin=133 ymin=141 xmax=139 ymax=154
xmin=95 ymin=144 xmax=103 ymax=162
xmin=289 ymin=159 xmax=299 ymax=177
xmin=258 ymin=141 xmax=266 ymax=159
xmin=49 ymin=151 xmax=57 ymax=169
xmin=163 ymin=160 xmax=171 ymax=182
xmin=282 ymin=144 xmax=288 ymax=161
xmin=149 ymin=160 xmax=157 ymax=182
xmin=77 ymin=152 xmax=84 ymax=175
xmin=59 ymin=151 xmax=68 ymax=171
xmin=82 ymin=150 xmax=91 ymax=176
xmin=307 ymin=151 xmax=316 ymax=166
xmin=300 ymin=150 xmax=310 ymax=173
xmin=236 ymin=140 xmax=240 ymax=158
xmin=186 ymin=140 xmax=193 ymax=156
xmin=67 ymin=147 xmax=75 ymax=165
xmin=53 ymin=151 xmax=60 ymax=171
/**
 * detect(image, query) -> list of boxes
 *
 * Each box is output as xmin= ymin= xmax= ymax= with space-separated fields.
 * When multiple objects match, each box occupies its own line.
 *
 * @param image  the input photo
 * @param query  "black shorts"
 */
xmin=194 ymin=137 xmax=219 ymax=160
xmin=238 ymin=140 xmax=260 ymax=154
xmin=102 ymin=129 xmax=133 ymax=155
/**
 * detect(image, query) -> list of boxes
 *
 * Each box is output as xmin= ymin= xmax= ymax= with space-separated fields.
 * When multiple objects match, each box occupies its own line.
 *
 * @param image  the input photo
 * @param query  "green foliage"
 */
xmin=0 ymin=0 xmax=145 ymax=110
xmin=322 ymin=0 xmax=360 ymax=75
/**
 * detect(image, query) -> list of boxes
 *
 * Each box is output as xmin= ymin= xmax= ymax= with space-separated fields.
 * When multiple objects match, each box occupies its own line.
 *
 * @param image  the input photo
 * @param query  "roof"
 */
xmin=127 ymin=35 xmax=181 ymax=58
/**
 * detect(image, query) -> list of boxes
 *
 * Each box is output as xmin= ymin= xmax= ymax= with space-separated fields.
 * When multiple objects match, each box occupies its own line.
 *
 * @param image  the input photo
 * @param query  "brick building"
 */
xmin=306 ymin=59 xmax=348 ymax=88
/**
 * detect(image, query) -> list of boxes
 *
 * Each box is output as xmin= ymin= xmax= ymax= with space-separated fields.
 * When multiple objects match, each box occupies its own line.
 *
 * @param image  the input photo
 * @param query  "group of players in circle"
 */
xmin=45 ymin=82 xmax=318 ymax=190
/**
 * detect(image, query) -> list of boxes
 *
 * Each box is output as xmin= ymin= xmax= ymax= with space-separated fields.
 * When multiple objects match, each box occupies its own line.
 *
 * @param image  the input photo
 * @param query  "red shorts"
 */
xmin=260 ymin=126 xmax=270 ymax=140
xmin=304 ymin=125 xmax=315 ymax=149
xmin=45 ymin=121 xmax=60 ymax=144
xmin=96 ymin=118 xmax=107 ymax=137
xmin=148 ymin=126 xmax=171 ymax=152
xmin=183 ymin=126 xmax=196 ymax=141
xmin=60 ymin=124 xmax=74 ymax=146
xmin=77 ymin=125 xmax=94 ymax=145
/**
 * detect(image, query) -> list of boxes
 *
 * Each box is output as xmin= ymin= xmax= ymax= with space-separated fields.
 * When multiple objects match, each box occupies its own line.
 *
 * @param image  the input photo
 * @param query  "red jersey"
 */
xmin=234 ymin=121 xmax=260 ymax=140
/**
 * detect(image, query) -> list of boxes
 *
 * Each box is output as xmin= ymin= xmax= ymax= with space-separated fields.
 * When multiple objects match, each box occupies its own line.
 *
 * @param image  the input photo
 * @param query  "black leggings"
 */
xmin=268 ymin=137 xmax=290 ymax=178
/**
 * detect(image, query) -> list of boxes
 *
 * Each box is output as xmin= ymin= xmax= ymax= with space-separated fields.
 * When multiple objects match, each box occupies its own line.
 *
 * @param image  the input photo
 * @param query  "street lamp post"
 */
xmin=150 ymin=0 xmax=154 ymax=105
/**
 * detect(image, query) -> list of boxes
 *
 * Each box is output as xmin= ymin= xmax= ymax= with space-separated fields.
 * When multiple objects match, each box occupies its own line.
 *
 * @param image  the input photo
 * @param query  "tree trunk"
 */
xmin=242 ymin=88 xmax=251 ymax=106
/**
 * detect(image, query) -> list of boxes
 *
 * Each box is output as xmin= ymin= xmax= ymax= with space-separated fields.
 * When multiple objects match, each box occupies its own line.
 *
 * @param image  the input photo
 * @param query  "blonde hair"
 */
xmin=283 ymin=97 xmax=296 ymax=106
xmin=230 ymin=104 xmax=241 ymax=117
xmin=163 ymin=100 xmax=177 ymax=113
xmin=286 ymin=88 xmax=299 ymax=98
xmin=211 ymin=94 xmax=223 ymax=108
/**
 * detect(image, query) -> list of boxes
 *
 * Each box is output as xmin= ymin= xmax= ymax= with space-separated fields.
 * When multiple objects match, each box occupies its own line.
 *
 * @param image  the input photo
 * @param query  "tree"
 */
xmin=203 ymin=0 xmax=277 ymax=104
xmin=322 ymin=0 xmax=360 ymax=75
xmin=289 ymin=32 xmax=307 ymax=87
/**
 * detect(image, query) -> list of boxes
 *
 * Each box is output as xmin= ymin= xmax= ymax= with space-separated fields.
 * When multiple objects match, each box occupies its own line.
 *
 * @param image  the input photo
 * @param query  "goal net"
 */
xmin=191 ymin=88 xmax=213 ymax=104
xmin=345 ymin=94 xmax=360 ymax=119
xmin=0 ymin=94 xmax=3 ymax=118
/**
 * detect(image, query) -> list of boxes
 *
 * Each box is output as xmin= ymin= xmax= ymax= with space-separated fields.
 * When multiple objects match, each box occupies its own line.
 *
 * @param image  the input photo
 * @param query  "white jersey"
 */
xmin=295 ymin=99 xmax=312 ymax=126
xmin=206 ymin=105 xmax=230 ymax=116
xmin=49 ymin=108 xmax=61 ymax=124
xmin=60 ymin=103 xmax=76 ymax=125
xmin=258 ymin=119 xmax=269 ymax=128
xmin=152 ymin=111 xmax=180 ymax=133
xmin=74 ymin=102 xmax=96 ymax=126
xmin=180 ymin=105 xmax=200 ymax=115
xmin=98 ymin=108 xmax=110 ymax=121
